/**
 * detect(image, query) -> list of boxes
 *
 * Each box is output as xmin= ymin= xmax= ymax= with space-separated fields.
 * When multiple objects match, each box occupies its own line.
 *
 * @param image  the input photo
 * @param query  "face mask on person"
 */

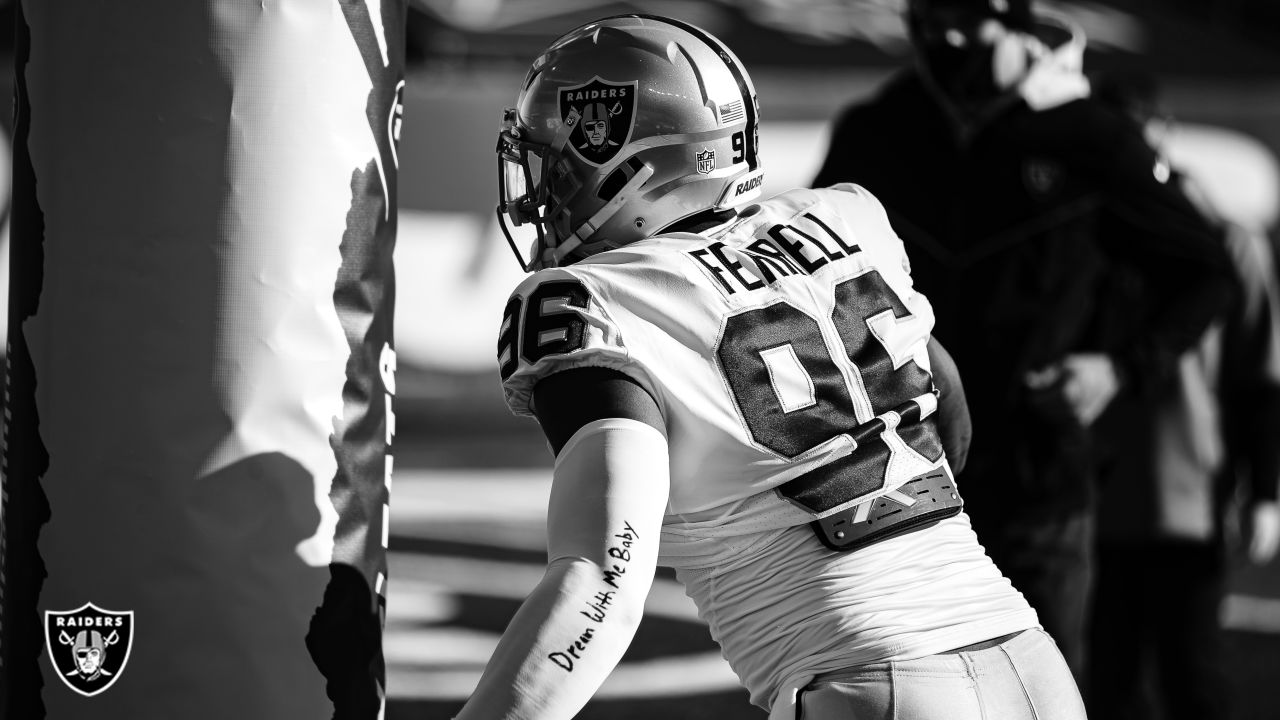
xmin=908 ymin=2 xmax=1033 ymax=106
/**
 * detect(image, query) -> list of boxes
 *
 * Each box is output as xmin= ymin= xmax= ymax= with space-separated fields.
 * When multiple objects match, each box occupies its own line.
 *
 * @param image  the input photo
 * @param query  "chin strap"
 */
xmin=544 ymin=162 xmax=656 ymax=268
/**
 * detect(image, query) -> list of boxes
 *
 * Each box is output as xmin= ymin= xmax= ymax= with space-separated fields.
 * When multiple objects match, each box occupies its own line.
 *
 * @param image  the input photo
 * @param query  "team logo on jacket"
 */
xmin=45 ymin=603 xmax=134 ymax=696
xmin=560 ymin=77 xmax=637 ymax=166
xmin=1022 ymin=157 xmax=1064 ymax=198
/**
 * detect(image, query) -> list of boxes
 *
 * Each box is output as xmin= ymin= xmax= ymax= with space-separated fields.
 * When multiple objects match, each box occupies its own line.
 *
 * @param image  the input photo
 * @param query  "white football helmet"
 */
xmin=497 ymin=14 xmax=764 ymax=271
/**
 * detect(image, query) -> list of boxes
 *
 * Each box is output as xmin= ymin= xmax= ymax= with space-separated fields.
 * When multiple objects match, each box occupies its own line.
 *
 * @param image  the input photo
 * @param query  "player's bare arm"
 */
xmin=454 ymin=369 xmax=668 ymax=720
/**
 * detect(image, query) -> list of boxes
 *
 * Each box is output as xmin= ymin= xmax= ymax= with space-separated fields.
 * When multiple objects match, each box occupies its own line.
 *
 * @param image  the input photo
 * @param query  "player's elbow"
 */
xmin=554 ymin=555 xmax=655 ymax=630
xmin=601 ymin=560 xmax=656 ymax=631
xmin=609 ymin=596 xmax=648 ymax=635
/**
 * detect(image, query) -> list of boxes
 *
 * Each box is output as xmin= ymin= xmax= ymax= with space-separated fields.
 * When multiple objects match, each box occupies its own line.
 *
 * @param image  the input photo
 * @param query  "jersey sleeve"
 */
xmin=496 ymin=267 xmax=651 ymax=418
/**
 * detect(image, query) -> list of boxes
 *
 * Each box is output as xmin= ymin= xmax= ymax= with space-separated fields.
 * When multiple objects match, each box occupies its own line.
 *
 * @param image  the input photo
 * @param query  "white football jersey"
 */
xmin=497 ymin=184 xmax=1037 ymax=710
xmin=501 ymin=184 xmax=943 ymax=534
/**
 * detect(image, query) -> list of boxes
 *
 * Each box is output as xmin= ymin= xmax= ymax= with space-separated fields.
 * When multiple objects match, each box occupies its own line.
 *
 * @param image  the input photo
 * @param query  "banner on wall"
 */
xmin=0 ymin=1 xmax=404 ymax=718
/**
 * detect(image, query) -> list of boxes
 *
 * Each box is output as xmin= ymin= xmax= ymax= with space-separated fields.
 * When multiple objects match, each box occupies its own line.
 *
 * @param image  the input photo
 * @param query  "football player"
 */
xmin=456 ymin=14 xmax=1085 ymax=720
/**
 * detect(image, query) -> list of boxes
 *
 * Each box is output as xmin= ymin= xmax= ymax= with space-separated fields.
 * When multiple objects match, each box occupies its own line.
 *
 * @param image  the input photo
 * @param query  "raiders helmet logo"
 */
xmin=45 ymin=603 xmax=135 ymax=697
xmin=560 ymin=77 xmax=637 ymax=166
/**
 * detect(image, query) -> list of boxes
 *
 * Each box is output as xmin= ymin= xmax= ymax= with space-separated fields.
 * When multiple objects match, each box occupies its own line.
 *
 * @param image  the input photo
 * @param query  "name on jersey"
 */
xmin=687 ymin=212 xmax=861 ymax=295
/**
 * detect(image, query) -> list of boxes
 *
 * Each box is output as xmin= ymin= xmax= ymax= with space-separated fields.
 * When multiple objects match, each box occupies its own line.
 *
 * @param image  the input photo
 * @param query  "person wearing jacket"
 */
xmin=811 ymin=0 xmax=1236 ymax=678
xmin=1085 ymin=70 xmax=1280 ymax=720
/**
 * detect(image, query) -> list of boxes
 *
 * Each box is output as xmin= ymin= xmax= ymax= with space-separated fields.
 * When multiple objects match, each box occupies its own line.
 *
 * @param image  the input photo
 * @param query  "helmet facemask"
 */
xmin=497 ymin=106 xmax=659 ymax=271
xmin=497 ymin=109 xmax=574 ymax=271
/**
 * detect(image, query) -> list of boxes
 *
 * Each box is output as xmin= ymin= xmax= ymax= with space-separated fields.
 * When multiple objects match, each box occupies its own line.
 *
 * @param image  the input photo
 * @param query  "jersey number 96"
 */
xmin=716 ymin=269 xmax=943 ymax=513
xmin=498 ymin=280 xmax=592 ymax=381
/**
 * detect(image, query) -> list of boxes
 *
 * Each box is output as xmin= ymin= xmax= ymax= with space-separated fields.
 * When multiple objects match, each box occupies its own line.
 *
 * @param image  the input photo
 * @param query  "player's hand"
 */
xmin=1025 ymin=354 xmax=1119 ymax=428
xmin=1247 ymin=500 xmax=1280 ymax=565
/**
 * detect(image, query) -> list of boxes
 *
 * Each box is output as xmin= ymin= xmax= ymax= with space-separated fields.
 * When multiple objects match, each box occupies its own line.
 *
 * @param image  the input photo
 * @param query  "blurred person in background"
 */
xmin=455 ymin=13 xmax=1086 ymax=720
xmin=811 ymin=0 xmax=1236 ymax=680
xmin=1084 ymin=70 xmax=1280 ymax=720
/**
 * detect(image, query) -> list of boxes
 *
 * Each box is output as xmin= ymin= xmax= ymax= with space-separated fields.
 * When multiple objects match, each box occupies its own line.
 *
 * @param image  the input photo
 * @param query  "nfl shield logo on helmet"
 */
xmin=45 ymin=603 xmax=135 ymax=697
xmin=560 ymin=77 xmax=637 ymax=166
xmin=696 ymin=148 xmax=716 ymax=175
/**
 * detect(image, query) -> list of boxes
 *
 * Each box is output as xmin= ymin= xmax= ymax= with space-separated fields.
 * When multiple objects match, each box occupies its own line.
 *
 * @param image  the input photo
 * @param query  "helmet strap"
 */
xmin=547 ymin=162 xmax=655 ymax=267
xmin=550 ymin=105 xmax=579 ymax=156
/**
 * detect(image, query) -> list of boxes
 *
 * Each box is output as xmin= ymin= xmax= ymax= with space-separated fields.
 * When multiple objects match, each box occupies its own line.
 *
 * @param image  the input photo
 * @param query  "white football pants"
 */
xmin=796 ymin=628 xmax=1087 ymax=719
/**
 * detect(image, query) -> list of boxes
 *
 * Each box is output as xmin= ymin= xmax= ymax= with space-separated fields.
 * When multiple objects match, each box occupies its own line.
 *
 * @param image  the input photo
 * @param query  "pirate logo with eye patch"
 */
xmin=45 ymin=603 xmax=135 ymax=697
xmin=560 ymin=77 xmax=637 ymax=166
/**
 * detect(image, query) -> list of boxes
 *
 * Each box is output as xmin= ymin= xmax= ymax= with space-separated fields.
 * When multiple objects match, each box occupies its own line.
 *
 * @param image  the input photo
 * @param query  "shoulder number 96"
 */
xmin=497 ymin=279 xmax=592 ymax=381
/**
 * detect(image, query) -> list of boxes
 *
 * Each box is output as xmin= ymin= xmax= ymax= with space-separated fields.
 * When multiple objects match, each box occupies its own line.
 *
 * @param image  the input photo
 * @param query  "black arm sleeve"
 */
xmin=531 ymin=367 xmax=665 ymax=456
